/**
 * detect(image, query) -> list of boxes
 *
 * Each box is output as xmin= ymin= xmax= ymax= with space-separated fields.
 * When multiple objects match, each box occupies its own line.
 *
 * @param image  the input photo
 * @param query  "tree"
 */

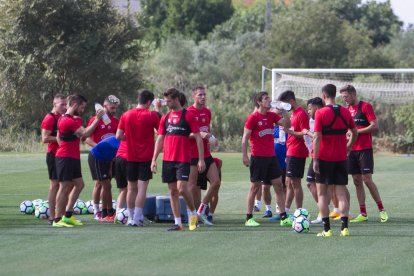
xmin=138 ymin=0 xmax=234 ymax=44
xmin=0 ymin=0 xmax=143 ymax=129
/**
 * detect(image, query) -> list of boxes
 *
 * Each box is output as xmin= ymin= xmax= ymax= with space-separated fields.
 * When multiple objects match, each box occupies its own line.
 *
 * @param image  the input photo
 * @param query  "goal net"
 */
xmin=267 ymin=68 xmax=414 ymax=104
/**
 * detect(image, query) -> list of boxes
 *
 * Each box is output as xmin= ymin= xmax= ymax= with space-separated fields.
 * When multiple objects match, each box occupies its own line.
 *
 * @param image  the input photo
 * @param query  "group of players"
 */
xmin=243 ymin=84 xmax=389 ymax=237
xmin=40 ymin=82 xmax=388 ymax=235
xmin=41 ymin=87 xmax=221 ymax=231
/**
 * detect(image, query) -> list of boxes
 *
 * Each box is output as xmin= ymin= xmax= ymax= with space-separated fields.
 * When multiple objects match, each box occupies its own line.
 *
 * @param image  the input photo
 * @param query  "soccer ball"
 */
xmin=85 ymin=200 xmax=94 ymax=214
xmin=35 ymin=205 xmax=50 ymax=219
xmin=20 ymin=200 xmax=35 ymax=214
xmin=115 ymin=208 xmax=129 ymax=224
xmin=32 ymin=199 xmax=44 ymax=209
xmin=293 ymin=208 xmax=310 ymax=219
xmin=292 ymin=216 xmax=310 ymax=233
xmin=73 ymin=200 xmax=87 ymax=215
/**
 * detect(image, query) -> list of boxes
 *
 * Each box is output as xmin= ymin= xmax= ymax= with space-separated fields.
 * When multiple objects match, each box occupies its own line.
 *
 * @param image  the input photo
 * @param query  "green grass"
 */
xmin=1 ymin=153 xmax=414 ymax=275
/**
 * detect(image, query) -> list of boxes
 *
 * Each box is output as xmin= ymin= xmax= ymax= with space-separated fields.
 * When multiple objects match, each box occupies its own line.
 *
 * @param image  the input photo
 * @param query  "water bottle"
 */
xmin=270 ymin=101 xmax=291 ymax=111
xmin=152 ymin=99 xmax=167 ymax=106
xmin=208 ymin=134 xmax=217 ymax=145
xmin=95 ymin=103 xmax=111 ymax=125
xmin=279 ymin=128 xmax=286 ymax=143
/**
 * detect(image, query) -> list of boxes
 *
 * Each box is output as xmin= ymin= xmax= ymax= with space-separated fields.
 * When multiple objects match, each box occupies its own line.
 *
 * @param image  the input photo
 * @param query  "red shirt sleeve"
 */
xmin=118 ymin=113 xmax=126 ymax=131
xmin=41 ymin=114 xmax=55 ymax=131
xmin=314 ymin=109 xmax=323 ymax=133
xmin=272 ymin=112 xmax=281 ymax=125
xmin=244 ymin=113 xmax=256 ymax=130
xmin=298 ymin=110 xmax=310 ymax=131
xmin=158 ymin=114 xmax=167 ymax=135
xmin=348 ymin=110 xmax=356 ymax=129
xmin=87 ymin=116 xmax=96 ymax=127
xmin=363 ymin=102 xmax=376 ymax=122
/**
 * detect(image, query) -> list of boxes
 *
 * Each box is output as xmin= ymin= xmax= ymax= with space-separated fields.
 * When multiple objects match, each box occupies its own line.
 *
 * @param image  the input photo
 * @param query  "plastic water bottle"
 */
xmin=152 ymin=99 xmax=167 ymax=106
xmin=208 ymin=134 xmax=217 ymax=145
xmin=270 ymin=101 xmax=291 ymax=111
xmin=279 ymin=128 xmax=286 ymax=143
xmin=95 ymin=103 xmax=111 ymax=125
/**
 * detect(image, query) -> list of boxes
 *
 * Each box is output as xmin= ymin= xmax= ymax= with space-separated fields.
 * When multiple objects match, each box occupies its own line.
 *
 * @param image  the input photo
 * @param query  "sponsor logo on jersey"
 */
xmin=258 ymin=128 xmax=274 ymax=137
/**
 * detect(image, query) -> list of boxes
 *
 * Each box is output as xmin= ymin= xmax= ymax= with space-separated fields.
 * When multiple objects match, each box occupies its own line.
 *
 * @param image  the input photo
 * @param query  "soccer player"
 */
xmin=151 ymin=88 xmax=205 ymax=231
xmin=242 ymin=91 xmax=292 ymax=227
xmin=116 ymin=90 xmax=160 ymax=227
xmin=113 ymin=139 xmax=128 ymax=221
xmin=313 ymin=84 xmax=357 ymax=237
xmin=188 ymin=86 xmax=221 ymax=225
xmin=85 ymin=95 xmax=120 ymax=221
xmin=54 ymin=94 xmax=104 ymax=227
xmin=279 ymin=90 xmax=310 ymax=212
xmin=41 ymin=94 xmax=67 ymax=225
xmin=340 ymin=85 xmax=389 ymax=223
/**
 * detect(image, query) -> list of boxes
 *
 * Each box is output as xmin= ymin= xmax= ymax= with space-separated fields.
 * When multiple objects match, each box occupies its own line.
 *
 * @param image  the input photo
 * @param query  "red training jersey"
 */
xmin=245 ymin=111 xmax=281 ymax=157
xmin=348 ymin=101 xmax=376 ymax=151
xmin=41 ymin=112 xmax=61 ymax=154
xmin=287 ymin=106 xmax=309 ymax=158
xmin=158 ymin=109 xmax=200 ymax=162
xmin=116 ymin=140 xmax=127 ymax=159
xmin=87 ymin=114 xmax=119 ymax=143
xmin=118 ymin=108 xmax=160 ymax=162
xmin=314 ymin=105 xmax=356 ymax=162
xmin=56 ymin=114 xmax=83 ymax=159
xmin=187 ymin=106 xmax=212 ymax=159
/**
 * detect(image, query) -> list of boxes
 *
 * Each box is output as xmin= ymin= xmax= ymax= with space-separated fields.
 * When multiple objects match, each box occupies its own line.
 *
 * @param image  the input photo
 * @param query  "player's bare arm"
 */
xmin=41 ymin=129 xmax=57 ymax=144
xmin=357 ymin=119 xmax=378 ymax=134
xmin=151 ymin=134 xmax=165 ymax=173
xmin=241 ymin=128 xmax=252 ymax=167
xmin=312 ymin=131 xmax=321 ymax=174
xmin=194 ymin=133 xmax=206 ymax=173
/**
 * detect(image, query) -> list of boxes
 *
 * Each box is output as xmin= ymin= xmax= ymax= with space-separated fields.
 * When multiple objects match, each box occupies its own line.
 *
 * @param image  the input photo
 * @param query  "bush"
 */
xmin=0 ymin=128 xmax=44 ymax=153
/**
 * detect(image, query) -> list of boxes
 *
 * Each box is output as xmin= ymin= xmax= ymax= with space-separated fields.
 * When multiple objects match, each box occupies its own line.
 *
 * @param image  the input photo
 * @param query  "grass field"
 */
xmin=1 ymin=152 xmax=414 ymax=275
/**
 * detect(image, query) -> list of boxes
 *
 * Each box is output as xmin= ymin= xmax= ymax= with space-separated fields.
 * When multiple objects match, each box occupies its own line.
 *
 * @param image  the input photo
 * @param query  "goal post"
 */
xmin=269 ymin=68 xmax=414 ymax=104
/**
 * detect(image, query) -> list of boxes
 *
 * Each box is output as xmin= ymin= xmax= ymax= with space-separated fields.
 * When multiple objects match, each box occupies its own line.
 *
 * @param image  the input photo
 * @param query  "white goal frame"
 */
xmin=264 ymin=68 xmax=414 ymax=103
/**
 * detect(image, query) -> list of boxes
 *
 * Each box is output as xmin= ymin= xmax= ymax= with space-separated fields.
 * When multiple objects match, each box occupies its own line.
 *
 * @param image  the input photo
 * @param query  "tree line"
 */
xmin=0 ymin=0 xmax=413 ymax=152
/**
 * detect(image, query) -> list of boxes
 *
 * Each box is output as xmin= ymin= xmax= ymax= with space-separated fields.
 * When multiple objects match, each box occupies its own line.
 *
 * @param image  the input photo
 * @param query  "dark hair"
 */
xmin=191 ymin=85 xmax=205 ymax=94
xmin=339 ymin=84 xmax=356 ymax=94
xmin=178 ymin=92 xmax=188 ymax=107
xmin=278 ymin=90 xmax=296 ymax=102
xmin=67 ymin=94 xmax=87 ymax=107
xmin=322 ymin=84 xmax=336 ymax=98
xmin=138 ymin=90 xmax=154 ymax=105
xmin=253 ymin=91 xmax=268 ymax=108
xmin=163 ymin=87 xmax=180 ymax=99
xmin=307 ymin=97 xmax=324 ymax=108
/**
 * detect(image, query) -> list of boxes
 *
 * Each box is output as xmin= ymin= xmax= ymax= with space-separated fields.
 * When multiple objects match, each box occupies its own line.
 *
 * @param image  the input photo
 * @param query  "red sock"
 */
xmin=376 ymin=201 xmax=384 ymax=212
xmin=359 ymin=204 xmax=367 ymax=216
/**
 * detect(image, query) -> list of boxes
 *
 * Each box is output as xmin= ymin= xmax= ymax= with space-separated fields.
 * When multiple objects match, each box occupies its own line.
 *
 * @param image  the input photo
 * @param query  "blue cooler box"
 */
xmin=143 ymin=195 xmax=156 ymax=220
xmin=155 ymin=195 xmax=188 ymax=223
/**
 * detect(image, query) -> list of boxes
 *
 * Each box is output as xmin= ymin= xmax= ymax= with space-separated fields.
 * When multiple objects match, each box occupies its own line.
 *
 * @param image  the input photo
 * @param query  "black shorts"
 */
xmin=286 ymin=156 xmax=306 ymax=178
xmin=306 ymin=159 xmax=316 ymax=183
xmin=250 ymin=156 xmax=282 ymax=185
xmin=114 ymin=156 xmax=127 ymax=188
xmin=88 ymin=152 xmax=112 ymax=181
xmin=348 ymin=149 xmax=374 ymax=175
xmin=55 ymin=157 xmax=82 ymax=182
xmin=191 ymin=156 xmax=214 ymax=190
xmin=315 ymin=160 xmax=348 ymax=185
xmin=162 ymin=161 xmax=190 ymax=183
xmin=46 ymin=152 xmax=58 ymax=180
xmin=126 ymin=161 xmax=152 ymax=182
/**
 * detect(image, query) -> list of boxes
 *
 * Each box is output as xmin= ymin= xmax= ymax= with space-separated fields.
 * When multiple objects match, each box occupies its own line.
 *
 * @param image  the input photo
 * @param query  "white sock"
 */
xmin=174 ymin=217 xmax=182 ymax=226
xmin=197 ymin=203 xmax=208 ymax=215
xmin=187 ymin=209 xmax=192 ymax=220
xmin=134 ymin=207 xmax=143 ymax=222
xmin=255 ymin=200 xmax=262 ymax=208
xmin=116 ymin=208 xmax=121 ymax=215
xmin=191 ymin=210 xmax=197 ymax=216
xmin=285 ymin=207 xmax=290 ymax=214
xmin=93 ymin=204 xmax=99 ymax=215
xmin=334 ymin=208 xmax=339 ymax=212
xmin=128 ymin=208 xmax=135 ymax=221
xmin=266 ymin=205 xmax=272 ymax=212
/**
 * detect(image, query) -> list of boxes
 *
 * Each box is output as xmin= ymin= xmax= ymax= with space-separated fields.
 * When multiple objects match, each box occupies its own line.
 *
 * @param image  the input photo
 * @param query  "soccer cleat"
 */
xmin=207 ymin=215 xmax=213 ymax=223
xmin=167 ymin=224 xmax=184 ymax=231
xmin=311 ymin=217 xmax=323 ymax=224
xmin=101 ymin=214 xmax=115 ymax=222
xmin=269 ymin=214 xmax=281 ymax=222
xmin=199 ymin=214 xmax=213 ymax=226
xmin=62 ymin=216 xmax=83 ymax=226
xmin=317 ymin=229 xmax=333 ymax=237
xmin=245 ymin=218 xmax=260 ymax=227
xmin=329 ymin=211 xmax=340 ymax=220
xmin=280 ymin=217 xmax=293 ymax=227
xmin=262 ymin=210 xmax=273 ymax=218
xmin=350 ymin=214 xmax=368 ymax=223
xmin=380 ymin=211 xmax=389 ymax=223
xmin=94 ymin=213 xmax=102 ymax=221
xmin=189 ymin=215 xmax=198 ymax=231
xmin=127 ymin=220 xmax=138 ymax=227
xmin=253 ymin=205 xmax=261 ymax=212
xmin=52 ymin=220 xmax=74 ymax=228
xmin=340 ymin=228 xmax=350 ymax=237
xmin=137 ymin=220 xmax=145 ymax=227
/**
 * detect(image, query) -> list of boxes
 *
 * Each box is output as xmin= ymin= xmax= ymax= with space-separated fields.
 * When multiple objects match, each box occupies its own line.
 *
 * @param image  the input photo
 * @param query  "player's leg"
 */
xmin=284 ymin=177 xmax=294 ymax=213
xmin=188 ymin=161 xmax=200 ymax=210
xmin=254 ymin=186 xmax=262 ymax=212
xmin=62 ymin=177 xmax=85 ymax=226
xmin=245 ymin=182 xmax=261 ymax=226
xmin=132 ymin=161 xmax=152 ymax=226
xmin=315 ymin=160 xmax=333 ymax=237
xmin=48 ymin=179 xmax=59 ymax=223
xmin=271 ymin=177 xmax=292 ymax=226
xmin=168 ymin=181 xmax=184 ymax=230
xmin=208 ymin=158 xmax=222 ymax=221
xmin=198 ymin=158 xmax=220 ymax=224
xmin=262 ymin=184 xmax=273 ymax=217
xmin=114 ymin=156 xmax=128 ymax=220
